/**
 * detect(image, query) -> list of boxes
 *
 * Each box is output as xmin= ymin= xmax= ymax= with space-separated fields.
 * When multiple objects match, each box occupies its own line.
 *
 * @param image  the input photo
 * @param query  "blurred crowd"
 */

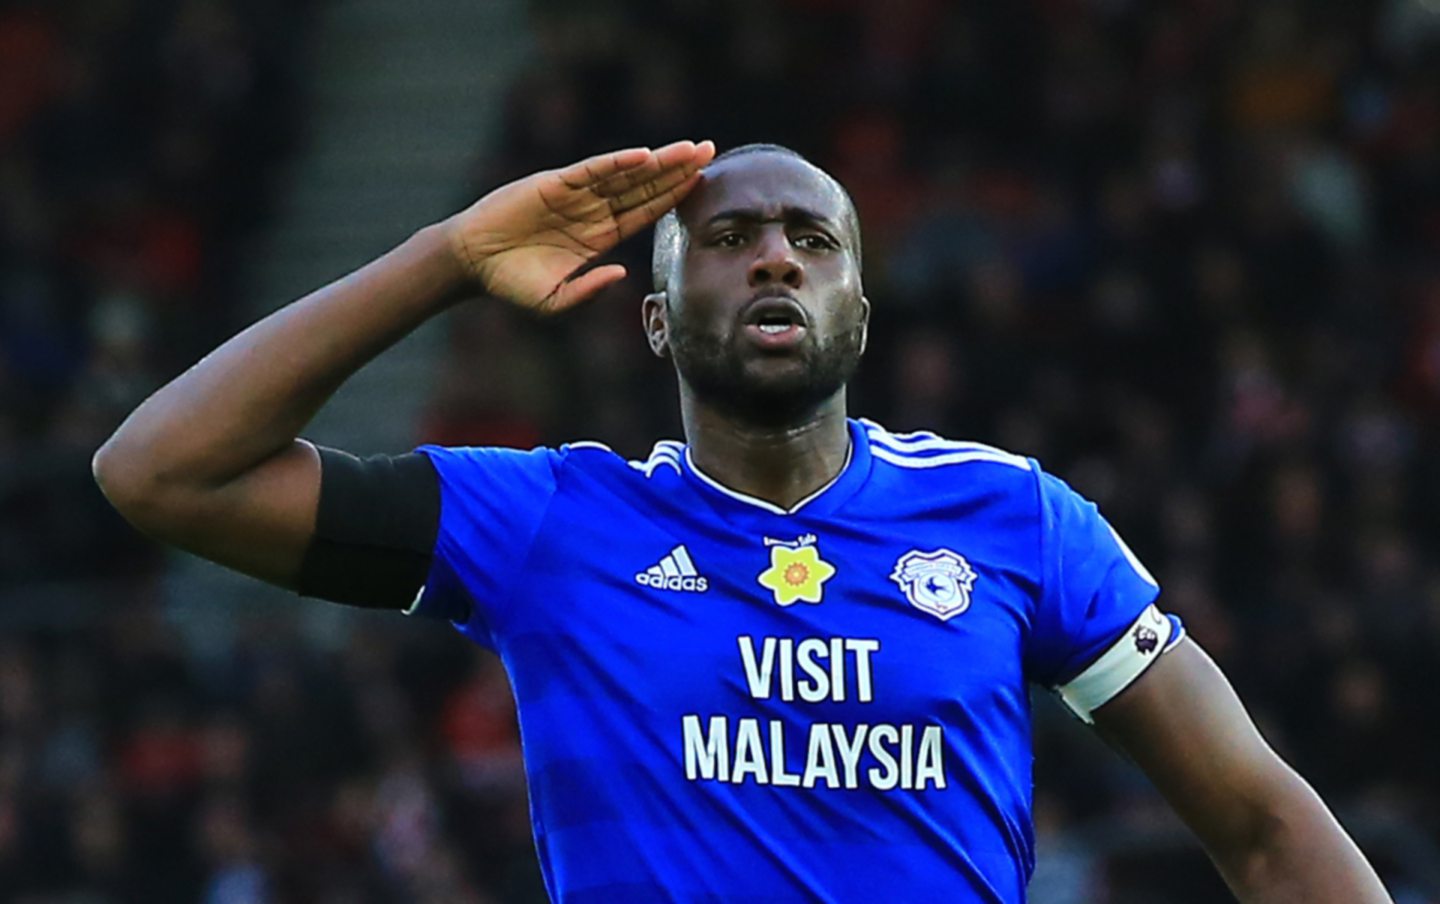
xmin=0 ymin=0 xmax=312 ymax=586
xmin=1 ymin=608 xmax=537 ymax=903
xmin=4 ymin=0 xmax=1440 ymax=901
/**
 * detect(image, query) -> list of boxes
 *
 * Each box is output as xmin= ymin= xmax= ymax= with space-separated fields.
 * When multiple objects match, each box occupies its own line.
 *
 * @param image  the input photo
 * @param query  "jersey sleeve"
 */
xmin=1026 ymin=464 xmax=1184 ymax=723
xmin=404 ymin=444 xmax=563 ymax=650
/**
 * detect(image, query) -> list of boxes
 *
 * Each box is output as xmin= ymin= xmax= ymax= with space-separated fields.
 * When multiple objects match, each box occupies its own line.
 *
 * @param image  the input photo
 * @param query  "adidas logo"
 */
xmin=635 ymin=545 xmax=710 ymax=592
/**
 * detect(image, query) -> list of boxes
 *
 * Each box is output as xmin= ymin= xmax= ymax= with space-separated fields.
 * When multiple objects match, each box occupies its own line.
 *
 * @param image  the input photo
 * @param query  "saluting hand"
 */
xmin=446 ymin=140 xmax=715 ymax=314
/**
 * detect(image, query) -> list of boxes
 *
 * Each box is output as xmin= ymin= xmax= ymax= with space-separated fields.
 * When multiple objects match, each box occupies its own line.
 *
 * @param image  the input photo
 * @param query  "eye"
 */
xmin=712 ymin=232 xmax=747 ymax=248
xmin=794 ymin=233 xmax=837 ymax=251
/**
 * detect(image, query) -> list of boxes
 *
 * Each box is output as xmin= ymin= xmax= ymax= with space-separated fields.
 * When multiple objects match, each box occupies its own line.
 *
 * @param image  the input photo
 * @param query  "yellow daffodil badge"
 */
xmin=757 ymin=543 xmax=837 ymax=606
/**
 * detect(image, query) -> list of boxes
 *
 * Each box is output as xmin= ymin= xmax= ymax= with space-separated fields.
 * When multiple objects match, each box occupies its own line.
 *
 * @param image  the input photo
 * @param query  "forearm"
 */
xmin=90 ymin=142 xmax=708 ymax=585
xmin=1097 ymin=642 xmax=1391 ymax=904
xmin=1206 ymin=768 xmax=1391 ymax=903
xmin=95 ymin=223 xmax=468 ymax=493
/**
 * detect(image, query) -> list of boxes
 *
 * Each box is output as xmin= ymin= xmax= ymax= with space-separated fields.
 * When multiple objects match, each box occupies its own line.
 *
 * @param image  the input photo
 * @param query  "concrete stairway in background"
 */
xmin=258 ymin=0 xmax=530 ymax=454
xmin=165 ymin=0 xmax=531 ymax=640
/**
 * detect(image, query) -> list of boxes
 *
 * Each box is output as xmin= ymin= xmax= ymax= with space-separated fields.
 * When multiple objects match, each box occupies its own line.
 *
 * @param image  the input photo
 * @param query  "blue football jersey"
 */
xmin=409 ymin=418 xmax=1184 ymax=903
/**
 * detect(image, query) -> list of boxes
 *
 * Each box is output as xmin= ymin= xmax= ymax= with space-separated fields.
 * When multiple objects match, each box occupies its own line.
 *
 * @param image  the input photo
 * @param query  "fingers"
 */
xmin=613 ymin=172 xmax=704 ymax=240
xmin=556 ymin=147 xmax=656 ymax=190
xmin=578 ymin=139 xmax=714 ymax=200
xmin=591 ymin=154 xmax=666 ymax=199
xmin=557 ymin=141 xmax=700 ymax=192
xmin=604 ymin=141 xmax=714 ymax=237
xmin=605 ymin=159 xmax=701 ymax=213
xmin=655 ymin=138 xmax=714 ymax=172
xmin=544 ymin=138 xmax=714 ymax=249
xmin=543 ymin=263 xmax=628 ymax=313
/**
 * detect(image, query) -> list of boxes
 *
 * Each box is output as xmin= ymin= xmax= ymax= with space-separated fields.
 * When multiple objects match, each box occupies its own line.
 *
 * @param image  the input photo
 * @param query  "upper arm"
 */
xmin=95 ymin=438 xmax=323 ymax=589
xmin=408 ymin=443 xmax=564 ymax=644
xmin=1092 ymin=638 xmax=1305 ymax=851
xmin=1026 ymin=464 xmax=1171 ymax=705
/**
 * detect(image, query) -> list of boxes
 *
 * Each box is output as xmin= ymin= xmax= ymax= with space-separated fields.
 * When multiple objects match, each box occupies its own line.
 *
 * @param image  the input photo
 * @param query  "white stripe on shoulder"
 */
xmin=863 ymin=420 xmax=1022 ymax=460
xmin=862 ymin=421 xmax=1031 ymax=471
xmin=871 ymin=432 xmax=1014 ymax=456
xmin=627 ymin=441 xmax=685 ymax=477
xmin=870 ymin=444 xmax=1032 ymax=472
xmin=628 ymin=457 xmax=683 ymax=477
xmin=859 ymin=418 xmax=943 ymax=444
xmin=565 ymin=440 xmax=614 ymax=453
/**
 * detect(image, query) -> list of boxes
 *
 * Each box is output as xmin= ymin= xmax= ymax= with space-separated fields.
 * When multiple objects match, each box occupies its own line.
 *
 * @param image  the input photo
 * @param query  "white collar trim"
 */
xmin=683 ymin=439 xmax=854 ymax=516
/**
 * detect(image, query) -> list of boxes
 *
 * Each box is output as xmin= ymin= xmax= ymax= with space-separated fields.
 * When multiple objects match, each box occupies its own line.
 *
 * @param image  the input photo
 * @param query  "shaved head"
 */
xmin=641 ymin=143 xmax=869 ymax=427
xmin=651 ymin=144 xmax=861 ymax=294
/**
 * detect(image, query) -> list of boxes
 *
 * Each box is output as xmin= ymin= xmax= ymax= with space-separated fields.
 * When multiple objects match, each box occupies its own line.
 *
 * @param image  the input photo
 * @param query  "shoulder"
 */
xmin=857 ymin=419 xmax=1043 ymax=523
xmin=857 ymin=423 xmax=1113 ymax=538
xmin=418 ymin=438 xmax=689 ymax=482
xmin=561 ymin=438 xmax=692 ymax=486
xmin=416 ymin=442 xmax=565 ymax=478
xmin=859 ymin=418 xmax=1035 ymax=480
xmin=621 ymin=439 xmax=687 ymax=479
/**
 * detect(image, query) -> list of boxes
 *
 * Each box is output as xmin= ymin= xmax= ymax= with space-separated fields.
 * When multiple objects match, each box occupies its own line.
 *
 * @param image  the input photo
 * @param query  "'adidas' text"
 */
xmin=636 ymin=545 xmax=710 ymax=593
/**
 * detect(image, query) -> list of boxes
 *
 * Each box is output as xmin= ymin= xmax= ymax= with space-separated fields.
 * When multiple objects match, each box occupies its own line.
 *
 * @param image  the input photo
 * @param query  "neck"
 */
xmin=680 ymin=386 xmax=852 ymax=510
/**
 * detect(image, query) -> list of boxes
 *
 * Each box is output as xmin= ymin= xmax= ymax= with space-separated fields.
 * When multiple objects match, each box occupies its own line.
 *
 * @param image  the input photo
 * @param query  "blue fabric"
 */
xmin=413 ymin=420 xmax=1167 ymax=903
xmin=1027 ymin=469 xmax=1165 ymax=688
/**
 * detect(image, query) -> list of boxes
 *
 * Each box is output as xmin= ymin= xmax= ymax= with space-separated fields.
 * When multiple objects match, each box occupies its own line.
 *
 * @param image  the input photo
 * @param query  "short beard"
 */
xmin=668 ymin=317 xmax=865 ymax=428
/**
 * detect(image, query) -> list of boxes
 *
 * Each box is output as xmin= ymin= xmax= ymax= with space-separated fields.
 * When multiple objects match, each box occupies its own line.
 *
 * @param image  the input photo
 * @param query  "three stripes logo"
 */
xmin=635 ymin=545 xmax=710 ymax=593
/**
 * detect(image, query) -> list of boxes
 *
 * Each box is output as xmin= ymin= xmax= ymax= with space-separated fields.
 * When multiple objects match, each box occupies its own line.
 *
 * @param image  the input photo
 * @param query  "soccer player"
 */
xmin=94 ymin=140 xmax=1391 ymax=902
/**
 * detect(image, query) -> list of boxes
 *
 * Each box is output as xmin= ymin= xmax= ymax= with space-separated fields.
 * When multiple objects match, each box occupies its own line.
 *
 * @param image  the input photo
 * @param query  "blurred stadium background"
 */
xmin=3 ymin=0 xmax=1440 ymax=901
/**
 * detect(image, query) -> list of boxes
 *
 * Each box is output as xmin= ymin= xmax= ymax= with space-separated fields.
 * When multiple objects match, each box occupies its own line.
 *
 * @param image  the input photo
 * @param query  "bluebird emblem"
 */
xmin=890 ymin=549 xmax=978 ymax=621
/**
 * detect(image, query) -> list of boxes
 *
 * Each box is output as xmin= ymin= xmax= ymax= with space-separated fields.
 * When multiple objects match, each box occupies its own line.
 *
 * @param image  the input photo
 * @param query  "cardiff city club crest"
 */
xmin=890 ymin=549 xmax=978 ymax=621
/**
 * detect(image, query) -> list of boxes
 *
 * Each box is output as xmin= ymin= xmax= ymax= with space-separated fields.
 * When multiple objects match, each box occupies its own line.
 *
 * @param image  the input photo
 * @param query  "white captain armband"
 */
xmin=1056 ymin=604 xmax=1186 ymax=724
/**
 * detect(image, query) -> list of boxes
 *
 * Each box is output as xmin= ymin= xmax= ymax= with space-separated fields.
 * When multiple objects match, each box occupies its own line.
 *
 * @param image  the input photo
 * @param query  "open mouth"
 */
xmin=756 ymin=316 xmax=799 ymax=334
xmin=742 ymin=295 xmax=809 ymax=331
xmin=738 ymin=294 xmax=810 ymax=350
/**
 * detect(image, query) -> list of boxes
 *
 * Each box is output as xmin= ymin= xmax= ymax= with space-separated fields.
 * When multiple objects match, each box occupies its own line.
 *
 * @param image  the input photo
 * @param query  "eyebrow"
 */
xmin=704 ymin=206 xmax=842 ymax=231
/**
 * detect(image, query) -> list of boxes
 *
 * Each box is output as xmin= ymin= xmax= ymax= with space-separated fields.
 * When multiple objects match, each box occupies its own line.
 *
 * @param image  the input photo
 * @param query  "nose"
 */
xmin=746 ymin=227 xmax=803 ymax=290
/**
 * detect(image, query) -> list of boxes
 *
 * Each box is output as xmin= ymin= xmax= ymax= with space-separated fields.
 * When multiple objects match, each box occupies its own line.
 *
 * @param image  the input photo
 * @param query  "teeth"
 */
xmin=758 ymin=324 xmax=789 ymax=334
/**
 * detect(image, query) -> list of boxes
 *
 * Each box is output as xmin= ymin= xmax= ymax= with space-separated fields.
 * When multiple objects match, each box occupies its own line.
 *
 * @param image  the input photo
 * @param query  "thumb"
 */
xmin=542 ymin=264 xmax=628 ymax=313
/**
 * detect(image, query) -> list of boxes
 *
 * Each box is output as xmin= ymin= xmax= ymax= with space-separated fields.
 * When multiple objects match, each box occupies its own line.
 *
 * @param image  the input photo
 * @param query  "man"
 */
xmin=94 ymin=140 xmax=1391 ymax=902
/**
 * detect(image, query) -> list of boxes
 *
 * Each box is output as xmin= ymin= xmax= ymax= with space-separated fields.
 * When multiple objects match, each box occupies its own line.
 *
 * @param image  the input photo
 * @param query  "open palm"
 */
xmin=448 ymin=140 xmax=715 ymax=314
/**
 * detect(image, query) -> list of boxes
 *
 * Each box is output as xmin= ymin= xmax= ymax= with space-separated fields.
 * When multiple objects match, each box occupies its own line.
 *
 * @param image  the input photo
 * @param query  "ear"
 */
xmin=642 ymin=291 xmax=670 ymax=358
xmin=858 ymin=295 xmax=871 ymax=356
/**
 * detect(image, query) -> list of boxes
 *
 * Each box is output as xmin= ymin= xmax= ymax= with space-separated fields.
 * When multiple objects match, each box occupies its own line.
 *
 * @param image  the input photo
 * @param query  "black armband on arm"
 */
xmin=297 ymin=446 xmax=440 ymax=609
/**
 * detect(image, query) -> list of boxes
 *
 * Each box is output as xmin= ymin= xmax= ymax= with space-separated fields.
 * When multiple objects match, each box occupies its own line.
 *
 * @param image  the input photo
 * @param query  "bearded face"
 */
xmin=666 ymin=301 xmax=866 ymax=427
xmin=645 ymin=151 xmax=869 ymax=428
